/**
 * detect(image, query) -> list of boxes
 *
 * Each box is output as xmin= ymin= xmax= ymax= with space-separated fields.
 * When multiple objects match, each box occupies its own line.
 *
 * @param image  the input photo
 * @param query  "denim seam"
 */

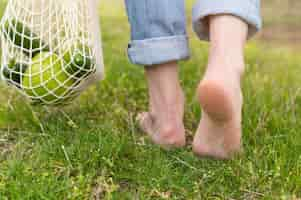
xmin=197 ymin=7 xmax=261 ymax=28
xmin=129 ymin=37 xmax=189 ymax=55
xmin=192 ymin=0 xmax=262 ymax=40
xmin=127 ymin=35 xmax=190 ymax=65
xmin=130 ymin=35 xmax=187 ymax=45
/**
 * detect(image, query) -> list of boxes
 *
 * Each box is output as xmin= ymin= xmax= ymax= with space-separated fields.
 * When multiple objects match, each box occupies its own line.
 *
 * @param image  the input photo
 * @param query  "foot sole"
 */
xmin=198 ymin=81 xmax=234 ymax=122
xmin=193 ymin=80 xmax=242 ymax=159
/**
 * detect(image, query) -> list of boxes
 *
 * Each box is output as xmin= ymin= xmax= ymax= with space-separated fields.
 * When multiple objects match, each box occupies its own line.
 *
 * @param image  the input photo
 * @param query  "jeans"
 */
xmin=125 ymin=0 xmax=262 ymax=66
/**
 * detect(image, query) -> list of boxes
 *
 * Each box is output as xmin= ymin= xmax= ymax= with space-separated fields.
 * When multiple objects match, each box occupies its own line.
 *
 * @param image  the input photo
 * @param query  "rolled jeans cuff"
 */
xmin=192 ymin=0 xmax=262 ymax=41
xmin=127 ymin=35 xmax=190 ymax=66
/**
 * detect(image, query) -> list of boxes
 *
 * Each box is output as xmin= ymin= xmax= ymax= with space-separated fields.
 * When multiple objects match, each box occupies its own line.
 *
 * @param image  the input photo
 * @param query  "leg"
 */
xmin=192 ymin=1 xmax=262 ymax=159
xmin=125 ymin=0 xmax=190 ymax=148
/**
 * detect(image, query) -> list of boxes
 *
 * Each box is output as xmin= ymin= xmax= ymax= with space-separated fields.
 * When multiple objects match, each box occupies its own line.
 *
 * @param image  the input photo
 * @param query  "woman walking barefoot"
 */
xmin=125 ymin=0 xmax=262 ymax=159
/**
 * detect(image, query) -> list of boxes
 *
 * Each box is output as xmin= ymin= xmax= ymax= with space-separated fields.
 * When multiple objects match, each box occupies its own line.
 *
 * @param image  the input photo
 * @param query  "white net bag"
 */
xmin=0 ymin=0 xmax=104 ymax=106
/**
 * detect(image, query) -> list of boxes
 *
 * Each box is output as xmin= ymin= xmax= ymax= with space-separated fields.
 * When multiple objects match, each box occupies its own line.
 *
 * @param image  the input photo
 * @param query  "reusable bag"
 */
xmin=0 ymin=0 xmax=104 ymax=105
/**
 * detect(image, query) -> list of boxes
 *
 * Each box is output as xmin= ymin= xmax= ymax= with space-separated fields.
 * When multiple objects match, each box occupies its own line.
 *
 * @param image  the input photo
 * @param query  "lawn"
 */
xmin=0 ymin=1 xmax=300 ymax=199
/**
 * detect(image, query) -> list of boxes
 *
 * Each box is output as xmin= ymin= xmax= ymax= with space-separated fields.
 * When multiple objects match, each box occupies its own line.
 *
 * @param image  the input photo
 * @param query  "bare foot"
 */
xmin=137 ymin=62 xmax=186 ymax=149
xmin=137 ymin=111 xmax=186 ymax=149
xmin=192 ymin=68 xmax=243 ymax=159
xmin=192 ymin=14 xmax=248 ymax=159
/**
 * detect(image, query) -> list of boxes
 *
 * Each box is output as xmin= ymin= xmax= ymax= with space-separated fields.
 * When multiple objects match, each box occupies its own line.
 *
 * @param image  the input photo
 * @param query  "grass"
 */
xmin=0 ymin=1 xmax=301 ymax=199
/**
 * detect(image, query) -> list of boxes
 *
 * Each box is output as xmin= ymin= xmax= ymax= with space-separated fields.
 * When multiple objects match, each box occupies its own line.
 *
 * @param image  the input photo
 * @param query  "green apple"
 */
xmin=62 ymin=42 xmax=94 ymax=78
xmin=22 ymin=52 xmax=75 ymax=103
xmin=2 ymin=59 xmax=28 ymax=88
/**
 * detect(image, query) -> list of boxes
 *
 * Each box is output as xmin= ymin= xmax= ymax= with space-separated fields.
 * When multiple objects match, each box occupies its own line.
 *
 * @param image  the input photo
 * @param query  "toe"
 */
xmin=136 ymin=112 xmax=155 ymax=134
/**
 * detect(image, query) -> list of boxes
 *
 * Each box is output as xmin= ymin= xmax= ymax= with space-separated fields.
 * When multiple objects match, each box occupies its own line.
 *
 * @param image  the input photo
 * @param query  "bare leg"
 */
xmin=193 ymin=15 xmax=248 ymax=159
xmin=137 ymin=61 xmax=186 ymax=149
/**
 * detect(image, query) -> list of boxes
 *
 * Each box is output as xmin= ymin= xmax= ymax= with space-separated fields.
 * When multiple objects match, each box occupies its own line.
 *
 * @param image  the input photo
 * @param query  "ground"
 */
xmin=0 ymin=0 xmax=300 ymax=199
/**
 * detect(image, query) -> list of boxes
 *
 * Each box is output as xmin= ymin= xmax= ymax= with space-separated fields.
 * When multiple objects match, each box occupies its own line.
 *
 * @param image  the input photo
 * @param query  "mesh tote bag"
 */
xmin=0 ymin=0 xmax=104 ymax=106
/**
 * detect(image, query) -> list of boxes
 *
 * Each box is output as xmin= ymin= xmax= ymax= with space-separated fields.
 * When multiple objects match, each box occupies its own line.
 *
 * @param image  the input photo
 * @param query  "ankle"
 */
xmin=208 ymin=38 xmax=245 ymax=77
xmin=150 ymin=84 xmax=184 ymax=118
xmin=205 ymin=56 xmax=245 ymax=82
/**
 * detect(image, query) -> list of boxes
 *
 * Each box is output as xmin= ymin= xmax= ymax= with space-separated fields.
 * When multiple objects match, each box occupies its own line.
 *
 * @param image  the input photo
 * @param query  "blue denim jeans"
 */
xmin=125 ymin=0 xmax=262 ymax=66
